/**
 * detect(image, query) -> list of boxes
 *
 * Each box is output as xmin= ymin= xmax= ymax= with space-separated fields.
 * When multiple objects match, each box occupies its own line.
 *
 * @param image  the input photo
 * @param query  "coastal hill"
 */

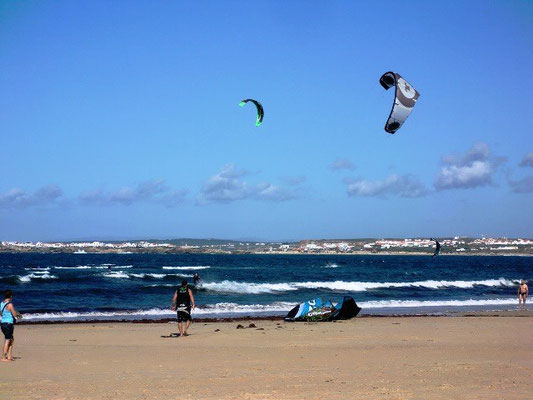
xmin=1 ymin=237 xmax=532 ymax=256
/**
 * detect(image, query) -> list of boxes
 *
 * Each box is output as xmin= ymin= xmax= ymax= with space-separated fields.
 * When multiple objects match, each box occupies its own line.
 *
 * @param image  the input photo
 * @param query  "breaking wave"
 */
xmin=18 ymin=272 xmax=58 ymax=282
xmin=21 ymin=302 xmax=295 ymax=321
xmin=360 ymin=298 xmax=518 ymax=308
xmin=24 ymin=267 xmax=51 ymax=271
xmin=200 ymin=281 xmax=297 ymax=294
xmin=103 ymin=272 xmax=189 ymax=280
xmin=292 ymin=278 xmax=518 ymax=291
xmin=54 ymin=264 xmax=132 ymax=270
xmin=162 ymin=266 xmax=210 ymax=270
xmin=198 ymin=278 xmax=518 ymax=294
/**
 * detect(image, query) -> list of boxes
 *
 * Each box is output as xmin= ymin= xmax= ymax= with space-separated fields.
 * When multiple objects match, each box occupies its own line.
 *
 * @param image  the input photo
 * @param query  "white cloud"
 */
xmin=345 ymin=174 xmax=427 ymax=198
xmin=435 ymin=142 xmax=505 ymax=190
xmin=329 ymin=158 xmax=355 ymax=171
xmin=519 ymin=151 xmax=533 ymax=168
xmin=198 ymin=164 xmax=298 ymax=204
xmin=279 ymin=175 xmax=306 ymax=186
xmin=0 ymin=184 xmax=63 ymax=208
xmin=255 ymin=183 xmax=298 ymax=201
xmin=79 ymin=179 xmax=187 ymax=207
xmin=198 ymin=164 xmax=250 ymax=203
xmin=509 ymin=176 xmax=533 ymax=193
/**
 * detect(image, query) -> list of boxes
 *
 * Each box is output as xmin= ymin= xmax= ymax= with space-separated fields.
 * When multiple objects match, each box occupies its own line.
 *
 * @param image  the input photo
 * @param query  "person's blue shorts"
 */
xmin=1 ymin=323 xmax=14 ymax=340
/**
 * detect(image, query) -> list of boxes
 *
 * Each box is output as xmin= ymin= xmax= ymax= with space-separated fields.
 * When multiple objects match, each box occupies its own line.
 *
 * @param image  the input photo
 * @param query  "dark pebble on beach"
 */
xmin=248 ymin=323 xmax=256 ymax=328
xmin=256 ymin=328 xmax=264 ymax=330
xmin=236 ymin=324 xmax=245 ymax=329
xmin=214 ymin=329 xmax=220 ymax=332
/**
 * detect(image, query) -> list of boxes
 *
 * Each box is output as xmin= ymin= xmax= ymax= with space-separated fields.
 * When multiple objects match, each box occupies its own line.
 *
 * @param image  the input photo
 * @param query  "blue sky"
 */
xmin=1 ymin=1 xmax=532 ymax=241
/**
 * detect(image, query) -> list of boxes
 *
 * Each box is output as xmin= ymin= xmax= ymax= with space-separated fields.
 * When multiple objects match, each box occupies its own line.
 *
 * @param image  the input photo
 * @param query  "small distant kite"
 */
xmin=430 ymin=238 xmax=441 ymax=257
xmin=379 ymin=71 xmax=420 ymax=134
xmin=239 ymin=99 xmax=264 ymax=127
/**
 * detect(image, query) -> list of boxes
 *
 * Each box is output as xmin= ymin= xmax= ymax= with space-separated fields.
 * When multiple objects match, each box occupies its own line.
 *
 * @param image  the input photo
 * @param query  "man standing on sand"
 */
xmin=171 ymin=280 xmax=195 ymax=337
xmin=1 ymin=290 xmax=21 ymax=362
xmin=518 ymin=280 xmax=528 ymax=309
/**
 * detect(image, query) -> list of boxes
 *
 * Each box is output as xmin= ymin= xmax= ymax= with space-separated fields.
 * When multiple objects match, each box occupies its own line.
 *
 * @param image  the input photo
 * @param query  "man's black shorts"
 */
xmin=1 ymin=323 xmax=14 ymax=340
xmin=177 ymin=308 xmax=191 ymax=322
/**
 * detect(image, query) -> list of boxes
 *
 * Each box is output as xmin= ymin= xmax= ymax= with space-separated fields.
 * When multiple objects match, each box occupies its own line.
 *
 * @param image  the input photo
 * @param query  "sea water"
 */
xmin=0 ymin=253 xmax=530 ymax=322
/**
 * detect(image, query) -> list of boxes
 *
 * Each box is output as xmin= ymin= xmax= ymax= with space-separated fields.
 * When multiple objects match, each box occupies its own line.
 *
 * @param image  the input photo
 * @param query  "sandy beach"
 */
xmin=1 ymin=314 xmax=532 ymax=400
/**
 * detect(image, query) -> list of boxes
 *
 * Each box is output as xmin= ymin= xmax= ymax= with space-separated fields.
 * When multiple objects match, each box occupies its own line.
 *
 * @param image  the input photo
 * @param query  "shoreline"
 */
xmin=1 ymin=249 xmax=532 ymax=256
xmin=16 ymin=309 xmax=533 ymax=325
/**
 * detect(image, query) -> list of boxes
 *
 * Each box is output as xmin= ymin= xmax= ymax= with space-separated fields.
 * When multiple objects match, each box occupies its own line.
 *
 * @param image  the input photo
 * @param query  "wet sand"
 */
xmin=1 ymin=315 xmax=532 ymax=399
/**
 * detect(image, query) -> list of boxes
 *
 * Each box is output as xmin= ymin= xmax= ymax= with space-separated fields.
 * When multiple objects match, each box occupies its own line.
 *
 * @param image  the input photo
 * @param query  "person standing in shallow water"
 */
xmin=193 ymin=273 xmax=201 ymax=286
xmin=518 ymin=280 xmax=528 ymax=309
xmin=1 ymin=290 xmax=21 ymax=362
xmin=171 ymin=280 xmax=195 ymax=337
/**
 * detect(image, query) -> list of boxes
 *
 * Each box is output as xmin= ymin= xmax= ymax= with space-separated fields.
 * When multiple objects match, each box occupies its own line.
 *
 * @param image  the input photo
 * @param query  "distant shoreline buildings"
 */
xmin=1 ymin=237 xmax=532 ymax=256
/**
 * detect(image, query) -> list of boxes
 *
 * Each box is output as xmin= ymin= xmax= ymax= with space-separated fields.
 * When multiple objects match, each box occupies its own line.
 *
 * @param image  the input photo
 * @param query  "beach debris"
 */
xmin=379 ymin=71 xmax=420 ymax=134
xmin=248 ymin=323 xmax=256 ymax=328
xmin=284 ymin=296 xmax=361 ymax=322
xmin=69 ymin=339 xmax=77 ymax=342
xmin=239 ymin=98 xmax=264 ymax=127
xmin=256 ymin=328 xmax=264 ymax=330
xmin=214 ymin=329 xmax=220 ymax=332
xmin=236 ymin=324 xmax=245 ymax=329
xmin=161 ymin=333 xmax=181 ymax=338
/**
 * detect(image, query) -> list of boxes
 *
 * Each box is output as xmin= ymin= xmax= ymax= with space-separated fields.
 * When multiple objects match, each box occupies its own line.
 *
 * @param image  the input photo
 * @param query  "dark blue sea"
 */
xmin=0 ymin=253 xmax=531 ymax=322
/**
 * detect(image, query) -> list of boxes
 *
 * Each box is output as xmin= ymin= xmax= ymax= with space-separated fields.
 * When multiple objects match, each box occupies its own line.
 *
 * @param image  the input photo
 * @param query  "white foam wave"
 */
xmin=131 ymin=273 xmax=165 ymax=279
xmin=162 ymin=266 xmax=210 ymax=270
xmin=104 ymin=272 xmax=189 ymax=280
xmin=145 ymin=284 xmax=175 ymax=287
xmin=94 ymin=265 xmax=133 ymax=270
xmin=293 ymin=278 xmax=518 ymax=292
xmin=131 ymin=273 xmax=188 ymax=279
xmin=198 ymin=278 xmax=518 ymax=294
xmin=55 ymin=266 xmax=92 ymax=270
xmin=360 ymin=298 xmax=519 ymax=308
xmin=21 ymin=302 xmax=295 ymax=321
xmin=323 ymin=263 xmax=340 ymax=269
xmin=19 ymin=273 xmax=58 ymax=282
xmin=24 ymin=267 xmax=51 ymax=271
xmin=103 ymin=271 xmax=130 ymax=279
xmin=201 ymin=280 xmax=297 ymax=294
xmin=194 ymin=302 xmax=295 ymax=315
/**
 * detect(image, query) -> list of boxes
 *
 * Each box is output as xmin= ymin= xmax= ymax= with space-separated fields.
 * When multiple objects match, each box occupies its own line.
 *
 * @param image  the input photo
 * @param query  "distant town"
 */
xmin=1 ymin=237 xmax=532 ymax=256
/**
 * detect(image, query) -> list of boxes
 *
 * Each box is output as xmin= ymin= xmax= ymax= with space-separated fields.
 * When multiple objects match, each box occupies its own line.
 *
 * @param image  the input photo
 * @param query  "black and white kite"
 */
xmin=379 ymin=71 xmax=420 ymax=134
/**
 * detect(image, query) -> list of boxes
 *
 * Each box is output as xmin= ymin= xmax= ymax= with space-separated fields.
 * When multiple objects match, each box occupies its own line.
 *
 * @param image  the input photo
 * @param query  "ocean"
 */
xmin=0 ymin=253 xmax=530 ymax=322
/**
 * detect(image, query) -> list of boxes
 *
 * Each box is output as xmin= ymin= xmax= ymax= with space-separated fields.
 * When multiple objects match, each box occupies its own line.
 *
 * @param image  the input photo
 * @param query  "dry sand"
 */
xmin=1 ymin=315 xmax=532 ymax=399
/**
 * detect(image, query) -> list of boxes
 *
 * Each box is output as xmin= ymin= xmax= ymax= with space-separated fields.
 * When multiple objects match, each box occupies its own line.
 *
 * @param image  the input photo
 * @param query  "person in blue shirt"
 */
xmin=1 ymin=290 xmax=21 ymax=362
